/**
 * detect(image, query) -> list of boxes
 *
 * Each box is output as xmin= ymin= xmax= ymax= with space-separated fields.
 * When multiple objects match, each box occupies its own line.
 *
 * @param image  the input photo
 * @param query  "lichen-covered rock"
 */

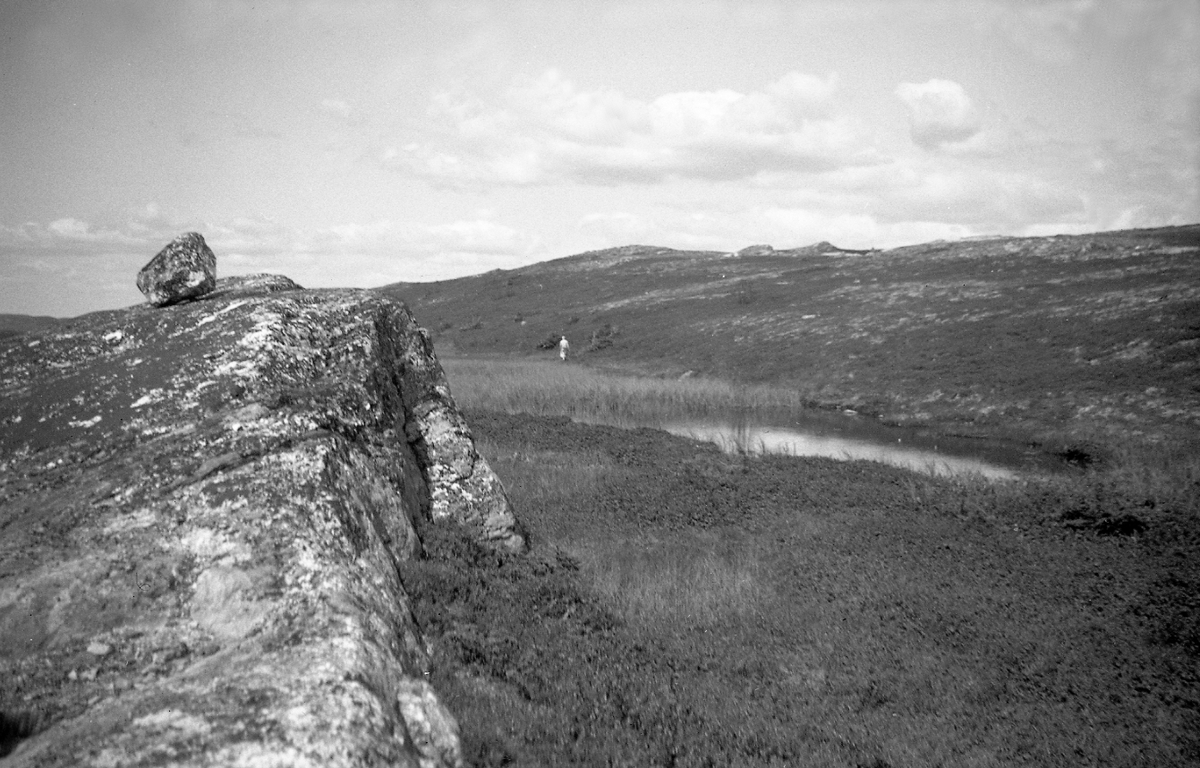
xmin=396 ymin=325 xmax=524 ymax=549
xmin=0 ymin=274 xmax=519 ymax=765
xmin=136 ymin=232 xmax=217 ymax=307
xmin=206 ymin=272 xmax=302 ymax=300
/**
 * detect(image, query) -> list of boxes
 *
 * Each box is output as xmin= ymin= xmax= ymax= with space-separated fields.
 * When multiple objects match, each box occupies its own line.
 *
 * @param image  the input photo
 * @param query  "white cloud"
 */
xmin=47 ymin=218 xmax=89 ymax=238
xmin=320 ymin=98 xmax=353 ymax=119
xmin=577 ymin=204 xmax=977 ymax=252
xmin=1 ymin=208 xmax=538 ymax=265
xmin=817 ymin=155 xmax=1087 ymax=231
xmin=984 ymin=0 xmax=1097 ymax=62
xmin=388 ymin=69 xmax=880 ymax=186
xmin=575 ymin=149 xmax=1091 ymax=253
xmin=199 ymin=215 xmax=543 ymax=286
xmin=892 ymin=169 xmax=1083 ymax=227
xmin=0 ymin=209 xmax=545 ymax=314
xmin=422 ymin=219 xmax=538 ymax=255
xmin=895 ymin=79 xmax=981 ymax=150
xmin=1 ymin=213 xmax=169 ymax=254
xmin=44 ymin=217 xmax=146 ymax=245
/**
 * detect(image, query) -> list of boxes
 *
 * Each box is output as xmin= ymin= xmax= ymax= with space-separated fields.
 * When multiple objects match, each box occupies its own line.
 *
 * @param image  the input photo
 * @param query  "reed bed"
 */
xmin=458 ymin=356 xmax=1199 ymax=521
xmin=441 ymin=356 xmax=808 ymax=428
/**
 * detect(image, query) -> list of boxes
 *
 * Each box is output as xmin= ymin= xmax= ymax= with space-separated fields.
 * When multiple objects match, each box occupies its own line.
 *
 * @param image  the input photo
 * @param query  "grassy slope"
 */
xmin=382 ymin=226 xmax=1200 ymax=766
xmin=372 ymin=227 xmax=1200 ymax=765
xmin=379 ymin=225 xmax=1200 ymax=448
xmin=401 ymin=412 xmax=1199 ymax=767
xmin=0 ymin=314 xmax=58 ymax=339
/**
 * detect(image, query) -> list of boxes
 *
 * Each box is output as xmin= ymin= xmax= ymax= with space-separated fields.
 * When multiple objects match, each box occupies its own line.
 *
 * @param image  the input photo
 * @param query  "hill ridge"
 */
xmin=380 ymin=224 xmax=1200 ymax=447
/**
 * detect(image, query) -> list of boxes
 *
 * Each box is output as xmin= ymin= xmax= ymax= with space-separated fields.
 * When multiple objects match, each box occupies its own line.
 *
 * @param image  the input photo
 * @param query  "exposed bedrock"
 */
xmin=0 ymin=274 xmax=525 ymax=766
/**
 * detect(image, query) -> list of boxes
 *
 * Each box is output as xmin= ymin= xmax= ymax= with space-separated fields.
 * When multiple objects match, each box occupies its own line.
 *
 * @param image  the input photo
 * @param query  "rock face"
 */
xmin=0 ymin=274 xmax=524 ymax=765
xmin=136 ymin=232 xmax=218 ymax=307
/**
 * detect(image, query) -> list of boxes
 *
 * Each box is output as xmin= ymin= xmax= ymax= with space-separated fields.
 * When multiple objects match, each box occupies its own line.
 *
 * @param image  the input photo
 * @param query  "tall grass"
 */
xmin=411 ymin=382 xmax=1200 ymax=766
xmin=573 ymin=532 xmax=773 ymax=627
xmin=455 ymin=356 xmax=1200 ymax=519
xmin=477 ymin=437 xmax=774 ymax=629
xmin=442 ymin=356 xmax=810 ymax=428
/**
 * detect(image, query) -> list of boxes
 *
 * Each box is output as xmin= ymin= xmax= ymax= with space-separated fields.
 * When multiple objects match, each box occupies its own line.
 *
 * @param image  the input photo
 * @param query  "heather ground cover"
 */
xmin=400 ymin=409 xmax=1200 ymax=767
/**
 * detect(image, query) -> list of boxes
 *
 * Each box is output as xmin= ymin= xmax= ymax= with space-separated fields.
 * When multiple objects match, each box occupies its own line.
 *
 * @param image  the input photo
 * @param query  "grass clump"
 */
xmin=567 ymin=530 xmax=774 ymax=628
xmin=441 ymin=356 xmax=811 ymax=429
xmin=400 ymin=521 xmax=859 ymax=767
xmin=474 ymin=435 xmax=776 ymax=629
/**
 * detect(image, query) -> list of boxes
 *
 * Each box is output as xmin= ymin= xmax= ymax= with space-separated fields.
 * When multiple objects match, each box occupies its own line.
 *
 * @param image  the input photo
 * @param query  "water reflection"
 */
xmin=662 ymin=419 xmax=1022 ymax=480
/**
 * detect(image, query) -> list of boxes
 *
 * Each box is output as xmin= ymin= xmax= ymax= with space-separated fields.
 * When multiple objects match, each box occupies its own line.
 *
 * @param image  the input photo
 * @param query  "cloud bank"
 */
xmin=0 ymin=207 xmax=543 ymax=315
xmin=895 ymin=79 xmax=982 ymax=150
xmin=387 ymin=70 xmax=882 ymax=186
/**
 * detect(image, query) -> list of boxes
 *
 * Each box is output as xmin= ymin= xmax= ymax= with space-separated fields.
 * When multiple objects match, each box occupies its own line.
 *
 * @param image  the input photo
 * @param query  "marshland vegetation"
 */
xmin=391 ymin=226 xmax=1200 ymax=766
xmin=398 ymin=369 xmax=1199 ymax=766
xmin=440 ymin=355 xmax=807 ymax=428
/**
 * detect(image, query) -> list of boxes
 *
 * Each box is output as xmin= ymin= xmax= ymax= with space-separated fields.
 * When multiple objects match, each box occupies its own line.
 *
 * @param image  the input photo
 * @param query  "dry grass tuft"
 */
xmin=443 ymin=356 xmax=810 ymax=428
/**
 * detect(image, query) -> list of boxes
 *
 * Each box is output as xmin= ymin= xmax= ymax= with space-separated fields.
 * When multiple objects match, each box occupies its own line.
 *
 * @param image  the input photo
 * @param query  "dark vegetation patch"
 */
xmin=1141 ymin=573 xmax=1200 ymax=657
xmin=0 ymin=710 xmax=45 ymax=758
xmin=401 ymin=521 xmax=879 ymax=767
xmin=1054 ymin=444 xmax=1100 ymax=469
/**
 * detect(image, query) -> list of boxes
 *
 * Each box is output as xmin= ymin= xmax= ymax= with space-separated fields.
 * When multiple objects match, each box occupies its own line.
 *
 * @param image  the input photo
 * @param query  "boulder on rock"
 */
xmin=136 ymin=232 xmax=217 ymax=307
xmin=0 ymin=275 xmax=522 ymax=765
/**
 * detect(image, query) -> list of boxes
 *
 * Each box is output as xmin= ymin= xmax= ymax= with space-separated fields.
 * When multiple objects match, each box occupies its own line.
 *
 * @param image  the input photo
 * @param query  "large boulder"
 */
xmin=136 ymin=232 xmax=218 ymax=307
xmin=0 ymin=275 xmax=524 ymax=765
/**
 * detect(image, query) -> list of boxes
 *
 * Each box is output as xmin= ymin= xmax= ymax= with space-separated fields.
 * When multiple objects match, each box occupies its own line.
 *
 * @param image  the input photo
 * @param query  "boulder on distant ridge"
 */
xmin=136 ymin=232 xmax=217 ymax=307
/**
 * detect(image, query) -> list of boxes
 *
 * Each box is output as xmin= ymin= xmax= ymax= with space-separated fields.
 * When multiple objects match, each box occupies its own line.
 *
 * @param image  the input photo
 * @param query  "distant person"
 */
xmin=558 ymin=335 xmax=570 ymax=361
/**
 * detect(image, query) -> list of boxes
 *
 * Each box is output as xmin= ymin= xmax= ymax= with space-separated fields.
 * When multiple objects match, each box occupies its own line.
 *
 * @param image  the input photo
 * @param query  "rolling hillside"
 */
xmin=379 ymin=225 xmax=1200 ymax=446
xmin=0 ymin=313 xmax=58 ymax=339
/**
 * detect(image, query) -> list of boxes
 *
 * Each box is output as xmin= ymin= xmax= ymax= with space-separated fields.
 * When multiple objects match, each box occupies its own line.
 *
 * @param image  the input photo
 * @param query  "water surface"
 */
xmin=659 ymin=411 xmax=1042 ymax=480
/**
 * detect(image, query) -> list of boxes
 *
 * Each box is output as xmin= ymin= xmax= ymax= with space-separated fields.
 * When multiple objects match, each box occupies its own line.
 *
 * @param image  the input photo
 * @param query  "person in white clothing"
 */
xmin=558 ymin=335 xmax=570 ymax=361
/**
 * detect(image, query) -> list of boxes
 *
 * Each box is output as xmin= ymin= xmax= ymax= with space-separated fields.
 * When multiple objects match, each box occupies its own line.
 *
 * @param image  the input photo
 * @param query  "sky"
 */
xmin=1 ymin=0 xmax=1197 ymax=317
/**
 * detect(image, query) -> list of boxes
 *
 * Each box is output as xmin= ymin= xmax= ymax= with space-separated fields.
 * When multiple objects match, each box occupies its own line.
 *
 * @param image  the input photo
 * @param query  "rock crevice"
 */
xmin=0 ymin=274 xmax=522 ymax=766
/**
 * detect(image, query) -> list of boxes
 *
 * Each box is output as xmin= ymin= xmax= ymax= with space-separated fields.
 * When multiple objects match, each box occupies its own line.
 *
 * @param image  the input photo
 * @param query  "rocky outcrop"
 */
xmin=732 ymin=244 xmax=774 ymax=258
xmin=136 ymin=232 xmax=218 ymax=307
xmin=0 ymin=274 xmax=524 ymax=765
xmin=774 ymin=241 xmax=876 ymax=257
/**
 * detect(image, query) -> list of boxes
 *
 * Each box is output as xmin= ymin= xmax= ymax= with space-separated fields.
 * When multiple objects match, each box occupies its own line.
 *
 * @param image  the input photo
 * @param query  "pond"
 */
xmin=658 ymin=410 xmax=1048 ymax=480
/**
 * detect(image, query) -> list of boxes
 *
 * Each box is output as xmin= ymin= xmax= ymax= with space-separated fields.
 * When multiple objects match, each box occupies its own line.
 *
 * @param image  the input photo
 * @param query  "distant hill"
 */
xmin=0 ymin=313 xmax=59 ymax=339
xmin=389 ymin=224 xmax=1200 ymax=444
